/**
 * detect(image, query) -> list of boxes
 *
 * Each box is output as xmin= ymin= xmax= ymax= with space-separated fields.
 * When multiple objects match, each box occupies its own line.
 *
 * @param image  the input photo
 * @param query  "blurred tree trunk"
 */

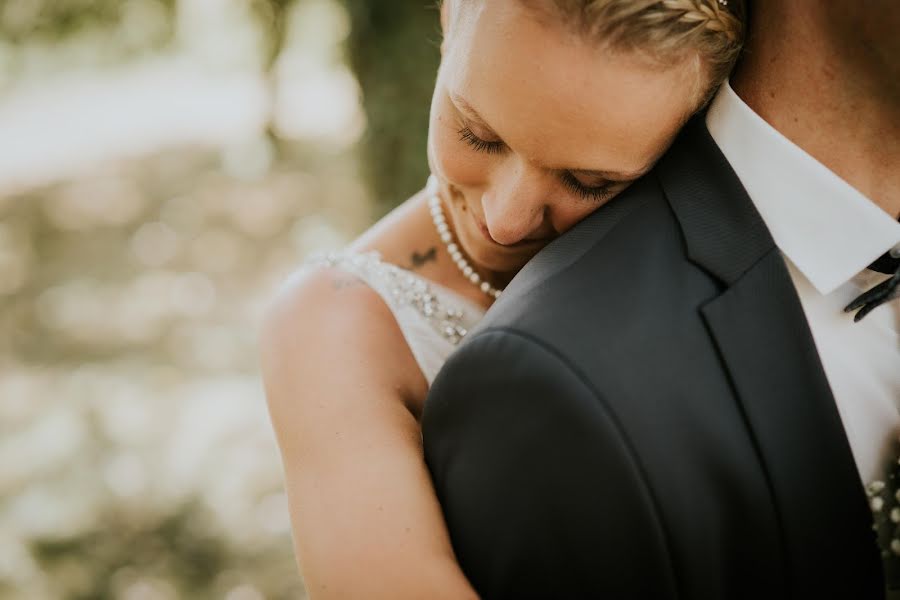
xmin=0 ymin=0 xmax=440 ymax=212
xmin=251 ymin=0 xmax=294 ymax=159
xmin=338 ymin=0 xmax=442 ymax=215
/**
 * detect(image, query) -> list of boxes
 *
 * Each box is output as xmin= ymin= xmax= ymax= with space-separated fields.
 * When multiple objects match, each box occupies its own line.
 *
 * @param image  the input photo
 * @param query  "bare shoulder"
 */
xmin=259 ymin=264 xmax=479 ymax=600
xmin=259 ymin=265 xmax=428 ymax=423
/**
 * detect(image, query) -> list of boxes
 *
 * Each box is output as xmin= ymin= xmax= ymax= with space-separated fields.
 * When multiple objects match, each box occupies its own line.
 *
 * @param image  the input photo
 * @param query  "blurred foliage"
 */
xmin=339 ymin=0 xmax=442 ymax=215
xmin=0 ymin=140 xmax=349 ymax=598
xmin=20 ymin=499 xmax=303 ymax=599
xmin=250 ymin=0 xmax=294 ymax=68
xmin=0 ymin=0 xmax=175 ymax=45
xmin=0 ymin=0 xmax=442 ymax=596
xmin=0 ymin=0 xmax=442 ymax=213
xmin=251 ymin=0 xmax=294 ymax=148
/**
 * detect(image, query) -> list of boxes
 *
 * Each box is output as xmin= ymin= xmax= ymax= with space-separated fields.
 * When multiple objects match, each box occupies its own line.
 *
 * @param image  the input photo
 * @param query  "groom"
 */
xmin=423 ymin=1 xmax=900 ymax=599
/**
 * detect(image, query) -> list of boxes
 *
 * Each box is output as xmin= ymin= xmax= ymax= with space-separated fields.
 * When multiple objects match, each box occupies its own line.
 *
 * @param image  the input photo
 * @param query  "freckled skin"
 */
xmin=427 ymin=0 xmax=701 ymax=282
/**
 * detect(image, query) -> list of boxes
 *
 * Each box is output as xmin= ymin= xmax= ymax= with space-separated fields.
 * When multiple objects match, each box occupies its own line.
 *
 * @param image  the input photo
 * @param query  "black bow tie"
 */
xmin=868 ymin=251 xmax=900 ymax=276
xmin=844 ymin=246 xmax=900 ymax=322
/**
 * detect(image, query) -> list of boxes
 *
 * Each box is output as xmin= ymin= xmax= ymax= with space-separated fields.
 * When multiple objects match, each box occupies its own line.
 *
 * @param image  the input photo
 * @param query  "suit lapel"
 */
xmin=702 ymin=252 xmax=882 ymax=596
xmin=659 ymin=118 xmax=883 ymax=596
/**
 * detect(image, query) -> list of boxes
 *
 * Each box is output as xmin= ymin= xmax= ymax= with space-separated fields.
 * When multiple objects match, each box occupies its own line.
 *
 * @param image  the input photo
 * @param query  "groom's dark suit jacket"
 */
xmin=422 ymin=118 xmax=885 ymax=599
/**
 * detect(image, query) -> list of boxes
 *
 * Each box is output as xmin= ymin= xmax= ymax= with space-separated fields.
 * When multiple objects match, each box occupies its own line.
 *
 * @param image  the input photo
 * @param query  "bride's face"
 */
xmin=427 ymin=0 xmax=702 ymax=274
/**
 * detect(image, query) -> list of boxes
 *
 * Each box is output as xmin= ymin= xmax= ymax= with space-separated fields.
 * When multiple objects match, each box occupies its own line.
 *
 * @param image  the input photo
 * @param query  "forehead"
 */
xmin=444 ymin=0 xmax=700 ymax=173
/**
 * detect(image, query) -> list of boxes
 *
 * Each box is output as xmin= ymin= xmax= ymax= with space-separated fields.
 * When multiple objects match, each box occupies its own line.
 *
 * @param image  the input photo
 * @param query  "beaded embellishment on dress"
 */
xmin=866 ymin=450 xmax=900 ymax=593
xmin=306 ymin=250 xmax=472 ymax=345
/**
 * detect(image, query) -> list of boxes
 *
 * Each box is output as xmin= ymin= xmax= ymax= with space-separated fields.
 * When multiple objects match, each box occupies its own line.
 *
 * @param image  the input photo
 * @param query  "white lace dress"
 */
xmin=305 ymin=251 xmax=486 ymax=385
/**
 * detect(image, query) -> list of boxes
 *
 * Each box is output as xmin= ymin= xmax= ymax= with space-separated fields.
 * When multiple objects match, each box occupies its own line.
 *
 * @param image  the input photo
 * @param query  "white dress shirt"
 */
xmin=705 ymin=82 xmax=900 ymax=493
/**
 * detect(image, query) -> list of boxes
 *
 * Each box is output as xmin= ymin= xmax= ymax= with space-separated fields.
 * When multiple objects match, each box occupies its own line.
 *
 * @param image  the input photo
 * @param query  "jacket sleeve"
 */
xmin=422 ymin=328 xmax=679 ymax=600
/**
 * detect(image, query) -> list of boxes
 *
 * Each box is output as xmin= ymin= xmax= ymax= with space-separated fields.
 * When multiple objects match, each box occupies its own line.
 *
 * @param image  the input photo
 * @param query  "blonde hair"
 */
xmin=520 ymin=0 xmax=745 ymax=104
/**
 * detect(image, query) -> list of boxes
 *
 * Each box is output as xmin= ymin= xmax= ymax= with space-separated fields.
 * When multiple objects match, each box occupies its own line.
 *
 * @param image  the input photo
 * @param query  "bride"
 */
xmin=260 ymin=1 xmax=744 ymax=597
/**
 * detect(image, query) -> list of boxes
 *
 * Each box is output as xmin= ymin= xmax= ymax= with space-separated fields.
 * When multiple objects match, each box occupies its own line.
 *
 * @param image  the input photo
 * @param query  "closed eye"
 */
xmin=460 ymin=123 xmax=622 ymax=203
xmin=560 ymin=171 xmax=618 ymax=203
xmin=458 ymin=126 xmax=506 ymax=155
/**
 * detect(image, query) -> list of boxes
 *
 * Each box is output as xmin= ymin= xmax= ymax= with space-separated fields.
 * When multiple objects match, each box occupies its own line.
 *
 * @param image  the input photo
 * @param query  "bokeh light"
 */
xmin=0 ymin=0 xmax=442 ymax=597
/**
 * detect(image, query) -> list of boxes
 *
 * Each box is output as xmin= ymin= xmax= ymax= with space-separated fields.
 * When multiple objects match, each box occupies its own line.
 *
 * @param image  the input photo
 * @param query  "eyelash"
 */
xmin=560 ymin=172 xmax=616 ymax=202
xmin=458 ymin=125 xmax=616 ymax=202
xmin=458 ymin=126 xmax=505 ymax=155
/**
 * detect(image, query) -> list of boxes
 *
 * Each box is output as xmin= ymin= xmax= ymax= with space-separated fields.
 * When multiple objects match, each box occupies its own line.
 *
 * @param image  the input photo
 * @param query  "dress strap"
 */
xmin=303 ymin=251 xmax=485 ymax=384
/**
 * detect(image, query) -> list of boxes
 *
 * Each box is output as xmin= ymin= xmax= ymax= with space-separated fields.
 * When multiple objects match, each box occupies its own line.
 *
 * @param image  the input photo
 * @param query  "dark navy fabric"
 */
xmin=422 ymin=118 xmax=884 ymax=600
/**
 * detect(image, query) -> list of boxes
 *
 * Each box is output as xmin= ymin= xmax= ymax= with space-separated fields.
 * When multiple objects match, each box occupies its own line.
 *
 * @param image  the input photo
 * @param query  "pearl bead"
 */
xmin=427 ymin=179 xmax=503 ymax=300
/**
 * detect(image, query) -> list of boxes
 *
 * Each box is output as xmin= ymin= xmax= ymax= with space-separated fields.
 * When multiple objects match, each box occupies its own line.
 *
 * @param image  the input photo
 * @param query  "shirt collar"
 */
xmin=705 ymin=81 xmax=900 ymax=295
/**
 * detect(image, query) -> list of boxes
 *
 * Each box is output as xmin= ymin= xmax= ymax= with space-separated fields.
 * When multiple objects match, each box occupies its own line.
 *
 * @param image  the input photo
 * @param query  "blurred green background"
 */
xmin=0 ymin=1 xmax=440 ymax=598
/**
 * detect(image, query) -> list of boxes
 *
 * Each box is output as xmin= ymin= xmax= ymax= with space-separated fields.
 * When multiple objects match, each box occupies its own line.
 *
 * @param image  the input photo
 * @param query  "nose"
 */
xmin=481 ymin=166 xmax=551 ymax=246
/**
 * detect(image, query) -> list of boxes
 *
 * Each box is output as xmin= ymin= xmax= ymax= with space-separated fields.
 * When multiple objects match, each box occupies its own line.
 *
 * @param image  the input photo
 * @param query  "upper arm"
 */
xmin=260 ymin=266 xmax=427 ymax=429
xmin=259 ymin=268 xmax=477 ymax=600
xmin=422 ymin=328 xmax=678 ymax=599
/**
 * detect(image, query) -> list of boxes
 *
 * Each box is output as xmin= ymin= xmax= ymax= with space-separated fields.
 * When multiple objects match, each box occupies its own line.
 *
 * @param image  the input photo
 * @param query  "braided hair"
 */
xmin=521 ymin=0 xmax=746 ymax=106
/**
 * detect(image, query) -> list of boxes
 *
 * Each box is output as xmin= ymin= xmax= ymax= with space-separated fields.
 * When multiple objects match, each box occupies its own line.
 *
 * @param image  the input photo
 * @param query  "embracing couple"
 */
xmin=261 ymin=1 xmax=900 ymax=598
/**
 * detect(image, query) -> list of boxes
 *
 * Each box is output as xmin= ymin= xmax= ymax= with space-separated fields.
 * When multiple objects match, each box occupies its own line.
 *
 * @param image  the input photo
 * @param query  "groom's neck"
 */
xmin=731 ymin=0 xmax=900 ymax=219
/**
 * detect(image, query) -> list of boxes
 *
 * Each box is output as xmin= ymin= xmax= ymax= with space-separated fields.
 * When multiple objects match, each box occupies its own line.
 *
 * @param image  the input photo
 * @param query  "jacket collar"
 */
xmin=656 ymin=115 xmax=775 ymax=286
xmin=706 ymin=82 xmax=900 ymax=295
xmin=657 ymin=116 xmax=884 ymax=597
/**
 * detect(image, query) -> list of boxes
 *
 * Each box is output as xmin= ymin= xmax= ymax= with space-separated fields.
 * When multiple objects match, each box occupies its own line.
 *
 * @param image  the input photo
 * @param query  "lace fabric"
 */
xmin=303 ymin=250 xmax=486 ymax=385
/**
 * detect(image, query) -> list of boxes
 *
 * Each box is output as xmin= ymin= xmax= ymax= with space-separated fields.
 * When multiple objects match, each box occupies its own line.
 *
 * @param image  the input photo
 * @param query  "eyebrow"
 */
xmin=451 ymin=93 xmax=488 ymax=124
xmin=450 ymin=92 xmax=650 ymax=182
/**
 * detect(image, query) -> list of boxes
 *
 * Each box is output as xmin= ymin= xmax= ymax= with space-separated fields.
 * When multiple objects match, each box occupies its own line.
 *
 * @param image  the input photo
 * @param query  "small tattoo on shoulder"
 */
xmin=409 ymin=247 xmax=438 ymax=270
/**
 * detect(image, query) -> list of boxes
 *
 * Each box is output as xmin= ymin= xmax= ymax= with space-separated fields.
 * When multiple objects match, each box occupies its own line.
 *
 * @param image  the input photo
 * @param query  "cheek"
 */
xmin=428 ymin=108 xmax=489 ymax=190
xmin=555 ymin=205 xmax=597 ymax=234
xmin=552 ymin=193 xmax=623 ymax=235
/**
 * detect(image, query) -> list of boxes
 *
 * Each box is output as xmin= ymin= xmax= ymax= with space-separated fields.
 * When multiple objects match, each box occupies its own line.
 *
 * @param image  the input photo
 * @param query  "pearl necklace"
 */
xmin=426 ymin=176 xmax=503 ymax=300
